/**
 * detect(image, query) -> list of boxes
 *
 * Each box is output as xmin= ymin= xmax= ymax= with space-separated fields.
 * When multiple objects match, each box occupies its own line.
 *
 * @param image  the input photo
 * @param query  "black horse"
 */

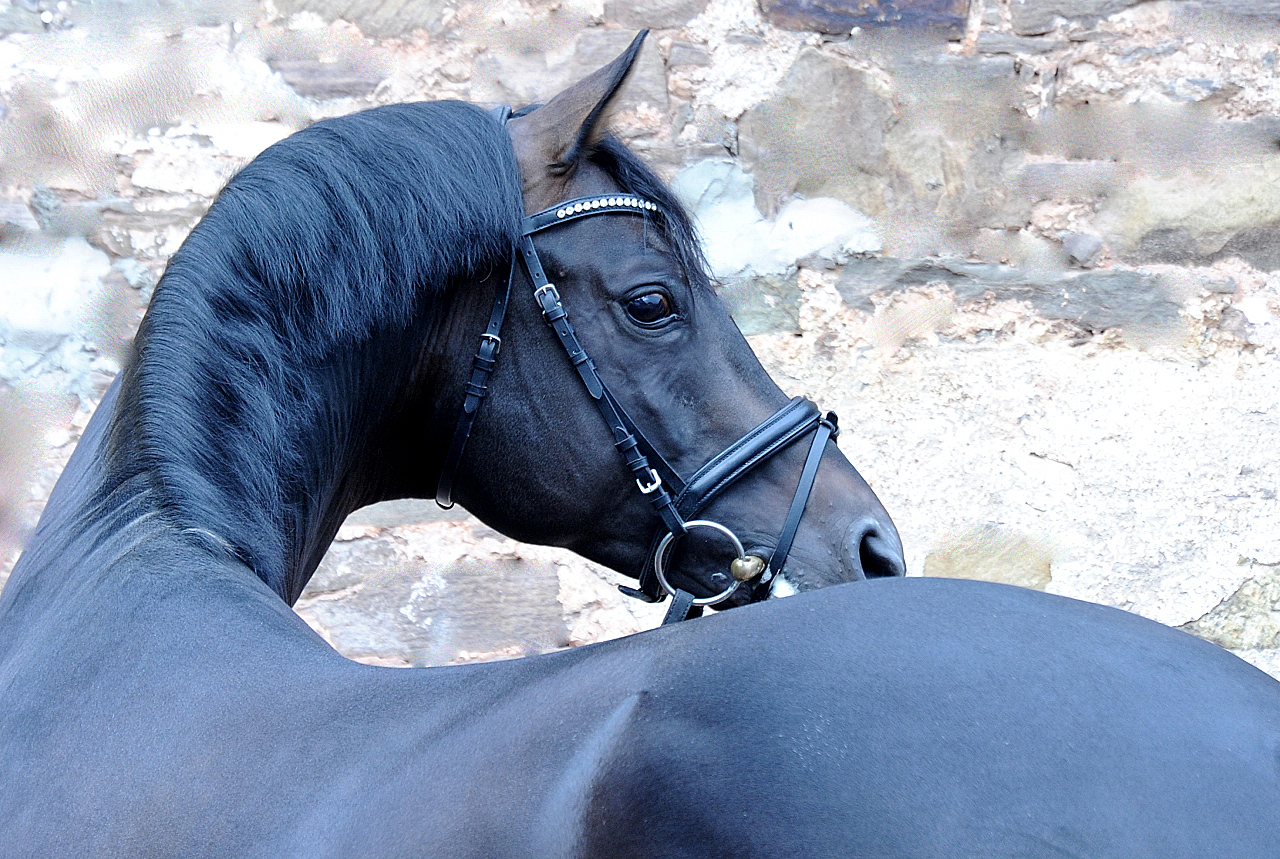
xmin=2 ymin=34 xmax=1278 ymax=858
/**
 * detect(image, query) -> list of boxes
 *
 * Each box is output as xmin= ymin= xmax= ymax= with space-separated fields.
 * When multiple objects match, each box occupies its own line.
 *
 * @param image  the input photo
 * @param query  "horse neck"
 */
xmin=2 ymin=326 xmax=426 ymax=627
xmin=111 ymin=309 xmax=421 ymax=605
xmin=0 ymin=377 xmax=164 ymax=621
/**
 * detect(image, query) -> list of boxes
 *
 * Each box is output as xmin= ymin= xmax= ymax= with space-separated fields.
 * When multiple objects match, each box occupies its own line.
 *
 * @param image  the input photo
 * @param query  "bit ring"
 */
xmin=653 ymin=520 xmax=745 ymax=606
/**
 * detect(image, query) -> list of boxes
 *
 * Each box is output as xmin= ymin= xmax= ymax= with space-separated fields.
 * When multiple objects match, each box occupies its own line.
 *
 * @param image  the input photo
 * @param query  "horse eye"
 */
xmin=625 ymin=292 xmax=674 ymax=325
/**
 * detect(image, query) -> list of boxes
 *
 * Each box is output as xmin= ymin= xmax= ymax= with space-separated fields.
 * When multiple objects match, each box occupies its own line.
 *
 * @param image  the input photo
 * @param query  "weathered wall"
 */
xmin=1 ymin=0 xmax=1278 ymax=675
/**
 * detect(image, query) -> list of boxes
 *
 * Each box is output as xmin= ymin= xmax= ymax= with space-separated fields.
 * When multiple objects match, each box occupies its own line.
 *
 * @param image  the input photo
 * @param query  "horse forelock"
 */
xmin=116 ymin=101 xmax=524 ymax=599
xmin=587 ymin=136 xmax=712 ymax=292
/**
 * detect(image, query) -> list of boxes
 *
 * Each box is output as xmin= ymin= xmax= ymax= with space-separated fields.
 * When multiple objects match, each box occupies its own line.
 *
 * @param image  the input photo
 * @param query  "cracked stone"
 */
xmin=1181 ymin=565 xmax=1280 ymax=651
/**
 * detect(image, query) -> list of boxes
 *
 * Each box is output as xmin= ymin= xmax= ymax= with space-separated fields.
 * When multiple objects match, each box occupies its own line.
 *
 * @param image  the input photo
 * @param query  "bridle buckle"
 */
xmin=479 ymin=332 xmax=501 ymax=356
xmin=636 ymin=468 xmax=662 ymax=494
xmin=534 ymin=283 xmax=560 ymax=305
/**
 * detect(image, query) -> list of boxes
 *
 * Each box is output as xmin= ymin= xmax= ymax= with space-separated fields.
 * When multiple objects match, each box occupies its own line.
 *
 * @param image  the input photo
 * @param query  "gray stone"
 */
xmin=1009 ymin=0 xmax=1145 ymax=35
xmin=975 ymin=32 xmax=1068 ymax=54
xmin=298 ymin=534 xmax=569 ymax=666
xmin=667 ymin=41 xmax=713 ymax=66
xmin=760 ymin=0 xmax=969 ymax=35
xmin=738 ymin=48 xmax=893 ymax=217
xmin=1062 ymin=231 xmax=1104 ymax=268
xmin=717 ymin=272 xmax=802 ymax=335
xmin=268 ymin=58 xmax=386 ymax=100
xmin=1015 ymin=161 xmax=1120 ymax=201
xmin=273 ymin=0 xmax=451 ymax=38
xmin=0 ymin=3 xmax=42 ymax=35
xmin=836 ymin=257 xmax=1180 ymax=332
xmin=1133 ymin=223 xmax=1280 ymax=273
xmin=29 ymin=186 xmax=62 ymax=232
xmin=604 ymin=0 xmax=709 ymax=28
xmin=0 ymin=201 xmax=39 ymax=243
xmin=1181 ymin=565 xmax=1280 ymax=651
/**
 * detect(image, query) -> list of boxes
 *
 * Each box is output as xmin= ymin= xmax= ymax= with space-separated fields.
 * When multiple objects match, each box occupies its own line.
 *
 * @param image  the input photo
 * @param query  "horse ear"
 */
xmin=507 ymin=30 xmax=648 ymax=207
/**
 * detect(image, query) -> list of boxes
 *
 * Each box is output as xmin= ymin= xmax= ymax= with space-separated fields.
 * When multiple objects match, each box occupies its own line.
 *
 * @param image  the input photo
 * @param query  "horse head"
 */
xmin=412 ymin=33 xmax=904 ymax=612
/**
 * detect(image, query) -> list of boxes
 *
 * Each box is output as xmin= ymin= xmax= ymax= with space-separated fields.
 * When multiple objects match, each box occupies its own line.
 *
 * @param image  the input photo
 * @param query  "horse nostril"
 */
xmin=846 ymin=519 xmax=906 ymax=580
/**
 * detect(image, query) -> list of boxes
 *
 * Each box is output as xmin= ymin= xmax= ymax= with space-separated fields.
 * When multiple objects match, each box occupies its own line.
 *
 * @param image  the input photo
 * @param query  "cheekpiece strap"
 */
xmin=435 ymin=257 xmax=515 ymax=508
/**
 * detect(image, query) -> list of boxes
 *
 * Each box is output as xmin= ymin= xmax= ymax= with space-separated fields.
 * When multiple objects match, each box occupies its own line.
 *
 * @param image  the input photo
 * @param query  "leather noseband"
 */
xmin=435 ymin=106 xmax=841 ymax=624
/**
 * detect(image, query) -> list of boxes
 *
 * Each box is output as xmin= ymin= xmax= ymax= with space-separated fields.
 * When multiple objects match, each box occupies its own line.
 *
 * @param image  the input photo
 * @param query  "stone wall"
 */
xmin=1 ymin=0 xmax=1278 ymax=676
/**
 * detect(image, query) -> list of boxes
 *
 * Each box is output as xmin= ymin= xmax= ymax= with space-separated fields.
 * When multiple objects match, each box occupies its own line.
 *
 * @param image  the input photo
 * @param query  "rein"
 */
xmin=436 ymin=106 xmax=840 ymax=624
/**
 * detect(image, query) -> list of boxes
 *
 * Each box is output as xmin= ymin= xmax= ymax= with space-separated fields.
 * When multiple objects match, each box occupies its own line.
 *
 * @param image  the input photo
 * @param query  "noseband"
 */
xmin=435 ymin=106 xmax=840 ymax=624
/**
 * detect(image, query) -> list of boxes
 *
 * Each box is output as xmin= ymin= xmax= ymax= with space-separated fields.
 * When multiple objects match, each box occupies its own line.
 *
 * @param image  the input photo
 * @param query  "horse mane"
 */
xmin=111 ymin=102 xmax=523 ymax=598
xmin=107 ymin=100 xmax=708 ymax=602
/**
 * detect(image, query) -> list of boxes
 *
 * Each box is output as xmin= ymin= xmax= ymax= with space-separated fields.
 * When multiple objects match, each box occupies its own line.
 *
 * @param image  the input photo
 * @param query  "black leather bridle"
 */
xmin=435 ymin=106 xmax=841 ymax=625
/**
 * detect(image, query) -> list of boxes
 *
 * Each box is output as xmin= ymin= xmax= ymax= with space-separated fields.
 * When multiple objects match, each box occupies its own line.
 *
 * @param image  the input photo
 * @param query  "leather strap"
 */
xmin=434 ymin=259 xmax=514 ymax=508
xmin=675 ymin=397 xmax=819 ymax=519
xmin=519 ymin=230 xmax=687 ymax=538
xmin=662 ymin=588 xmax=703 ymax=625
xmin=524 ymin=195 xmax=659 ymax=235
xmin=625 ymin=397 xmax=826 ymax=603
xmin=750 ymin=412 xmax=838 ymax=600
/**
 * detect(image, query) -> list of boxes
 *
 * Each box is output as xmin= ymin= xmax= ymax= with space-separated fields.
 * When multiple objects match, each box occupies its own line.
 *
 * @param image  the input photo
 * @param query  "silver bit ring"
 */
xmin=653 ymin=520 xmax=745 ymax=606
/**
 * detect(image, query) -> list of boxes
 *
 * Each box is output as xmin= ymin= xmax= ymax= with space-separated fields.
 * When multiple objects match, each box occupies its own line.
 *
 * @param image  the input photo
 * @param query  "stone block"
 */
xmin=667 ymin=41 xmax=713 ymax=66
xmin=273 ymin=0 xmax=451 ymax=38
xmin=974 ymin=32 xmax=1068 ymax=54
xmin=1061 ymin=231 xmax=1103 ymax=268
xmin=604 ymin=0 xmax=710 ymax=28
xmin=0 ymin=200 xmax=39 ymax=236
xmin=738 ymin=48 xmax=893 ymax=217
xmin=924 ymin=525 xmax=1054 ymax=590
xmin=1181 ymin=565 xmax=1280 ymax=651
xmin=1098 ymin=155 xmax=1280 ymax=271
xmin=296 ymin=529 xmax=569 ymax=667
xmin=1133 ymin=224 xmax=1280 ymax=273
xmin=1009 ymin=0 xmax=1145 ymax=35
xmin=0 ymin=3 xmax=42 ymax=35
xmin=268 ymin=58 xmax=386 ymax=100
xmin=836 ymin=256 xmax=1179 ymax=332
xmin=717 ymin=272 xmax=802 ymax=335
xmin=760 ymin=0 xmax=968 ymax=35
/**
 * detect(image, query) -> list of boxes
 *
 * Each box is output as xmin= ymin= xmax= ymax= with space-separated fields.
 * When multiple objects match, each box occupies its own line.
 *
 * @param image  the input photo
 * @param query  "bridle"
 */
xmin=435 ymin=106 xmax=841 ymax=625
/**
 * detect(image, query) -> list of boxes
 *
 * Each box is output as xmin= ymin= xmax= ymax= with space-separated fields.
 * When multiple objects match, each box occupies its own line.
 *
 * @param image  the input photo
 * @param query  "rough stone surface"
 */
xmin=738 ymin=48 xmax=893 ymax=217
xmin=836 ymin=257 xmax=1180 ymax=333
xmin=1009 ymin=0 xmax=1146 ymax=35
xmin=274 ymin=0 xmax=452 ymax=37
xmin=760 ymin=0 xmax=969 ymax=34
xmin=604 ymin=0 xmax=711 ymax=29
xmin=268 ymin=58 xmax=386 ymax=100
xmin=1182 ymin=564 xmax=1280 ymax=651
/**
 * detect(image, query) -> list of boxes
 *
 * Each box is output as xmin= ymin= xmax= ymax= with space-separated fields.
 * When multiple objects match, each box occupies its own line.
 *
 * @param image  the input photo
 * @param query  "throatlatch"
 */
xmin=436 ymin=106 xmax=842 ymax=624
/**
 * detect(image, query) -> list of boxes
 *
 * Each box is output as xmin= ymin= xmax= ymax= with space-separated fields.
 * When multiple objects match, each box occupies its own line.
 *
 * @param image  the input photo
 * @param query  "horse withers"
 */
xmin=1 ymin=32 xmax=1278 ymax=859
